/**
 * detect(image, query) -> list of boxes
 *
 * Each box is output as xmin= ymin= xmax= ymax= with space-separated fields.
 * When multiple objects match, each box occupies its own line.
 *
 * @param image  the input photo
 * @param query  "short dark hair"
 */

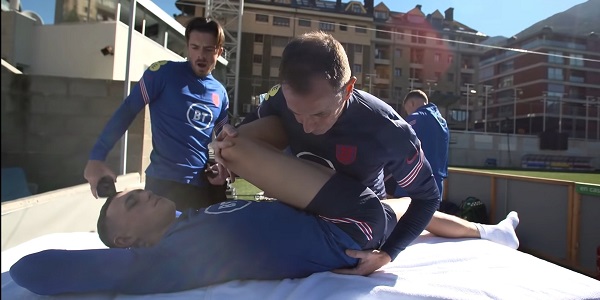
xmin=185 ymin=17 xmax=225 ymax=48
xmin=403 ymin=89 xmax=429 ymax=104
xmin=97 ymin=193 xmax=119 ymax=248
xmin=279 ymin=31 xmax=351 ymax=95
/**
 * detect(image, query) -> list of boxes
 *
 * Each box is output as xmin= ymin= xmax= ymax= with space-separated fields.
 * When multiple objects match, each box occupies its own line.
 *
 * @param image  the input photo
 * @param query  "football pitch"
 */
xmin=231 ymin=168 xmax=599 ymax=200
xmin=450 ymin=167 xmax=600 ymax=184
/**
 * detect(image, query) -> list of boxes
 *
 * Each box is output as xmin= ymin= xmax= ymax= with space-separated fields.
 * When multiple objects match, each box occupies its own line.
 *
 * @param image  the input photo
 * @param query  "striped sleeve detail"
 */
xmin=214 ymin=116 xmax=229 ymax=133
xmin=139 ymin=78 xmax=150 ymax=105
xmin=396 ymin=149 xmax=424 ymax=188
xmin=319 ymin=216 xmax=373 ymax=241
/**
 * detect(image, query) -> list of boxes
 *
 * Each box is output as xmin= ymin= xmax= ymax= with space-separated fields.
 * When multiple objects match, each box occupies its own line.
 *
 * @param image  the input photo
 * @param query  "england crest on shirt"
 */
xmin=336 ymin=144 xmax=357 ymax=165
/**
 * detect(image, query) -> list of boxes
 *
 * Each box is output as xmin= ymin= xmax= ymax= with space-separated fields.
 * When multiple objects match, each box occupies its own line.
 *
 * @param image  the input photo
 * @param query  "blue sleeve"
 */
xmin=405 ymin=113 xmax=423 ymax=137
xmin=378 ymin=124 xmax=440 ymax=260
xmin=214 ymin=88 xmax=230 ymax=136
xmin=89 ymin=63 xmax=165 ymax=161
xmin=9 ymin=246 xmax=211 ymax=295
xmin=241 ymin=84 xmax=283 ymax=125
xmin=10 ymin=249 xmax=140 ymax=295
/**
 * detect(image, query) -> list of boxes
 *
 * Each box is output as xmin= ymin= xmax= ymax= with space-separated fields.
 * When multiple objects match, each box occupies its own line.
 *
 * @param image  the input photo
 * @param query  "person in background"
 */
xmin=387 ymin=89 xmax=449 ymax=198
xmin=83 ymin=17 xmax=230 ymax=211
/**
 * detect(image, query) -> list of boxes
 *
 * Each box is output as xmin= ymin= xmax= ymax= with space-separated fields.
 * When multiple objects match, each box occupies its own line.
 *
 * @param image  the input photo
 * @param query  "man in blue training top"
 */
xmin=84 ymin=17 xmax=229 ymax=211
xmin=387 ymin=89 xmax=449 ymax=198
xmin=10 ymin=132 xmax=398 ymax=295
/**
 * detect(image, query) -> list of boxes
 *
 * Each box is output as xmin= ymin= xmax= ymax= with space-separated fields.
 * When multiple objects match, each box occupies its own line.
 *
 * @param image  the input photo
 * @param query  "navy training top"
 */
xmin=242 ymin=85 xmax=440 ymax=259
xmin=10 ymin=200 xmax=361 ymax=295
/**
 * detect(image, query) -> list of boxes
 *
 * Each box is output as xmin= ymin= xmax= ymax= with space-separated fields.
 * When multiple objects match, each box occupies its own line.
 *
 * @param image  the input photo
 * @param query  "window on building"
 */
xmin=548 ymin=51 xmax=563 ymax=64
xmin=394 ymin=68 xmax=402 ymax=77
xmin=394 ymin=87 xmax=402 ymax=98
xmin=499 ymin=75 xmax=513 ymax=88
xmin=355 ymin=25 xmax=367 ymax=33
xmin=462 ymin=57 xmax=473 ymax=69
xmin=253 ymin=55 xmax=262 ymax=64
xmin=273 ymin=16 xmax=290 ymax=27
xmin=418 ymin=31 xmax=426 ymax=44
xmin=374 ymin=11 xmax=388 ymax=19
xmin=411 ymin=30 xmax=418 ymax=43
xmin=255 ymin=14 xmax=268 ymax=23
xmin=272 ymin=36 xmax=289 ymax=47
xmin=395 ymin=48 xmax=402 ymax=57
xmin=351 ymin=4 xmax=363 ymax=13
xmin=499 ymin=60 xmax=513 ymax=73
xmin=450 ymin=109 xmax=466 ymax=122
xmin=340 ymin=23 xmax=347 ymax=31
xmin=480 ymin=65 xmax=494 ymax=80
xmin=410 ymin=68 xmax=423 ymax=80
xmin=548 ymin=68 xmax=564 ymax=80
xmin=569 ymin=70 xmax=585 ymax=83
xmin=355 ymin=44 xmax=362 ymax=53
xmin=447 ymin=55 xmax=454 ymax=64
xmin=569 ymin=54 xmax=584 ymax=67
xmin=410 ymin=48 xmax=424 ymax=64
xmin=271 ymin=56 xmax=282 ymax=69
xmin=447 ymin=72 xmax=454 ymax=82
xmin=434 ymin=53 xmax=440 ymax=62
xmin=436 ymin=34 xmax=443 ymax=45
xmin=254 ymin=34 xmax=264 ymax=43
xmin=397 ymin=29 xmax=404 ymax=40
xmin=353 ymin=64 xmax=362 ymax=74
xmin=298 ymin=19 xmax=311 ymax=27
xmin=548 ymin=83 xmax=564 ymax=93
xmin=319 ymin=21 xmax=335 ymax=32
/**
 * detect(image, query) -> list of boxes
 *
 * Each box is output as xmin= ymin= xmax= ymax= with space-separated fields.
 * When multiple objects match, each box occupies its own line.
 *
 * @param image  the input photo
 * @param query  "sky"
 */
xmin=19 ymin=0 xmax=587 ymax=37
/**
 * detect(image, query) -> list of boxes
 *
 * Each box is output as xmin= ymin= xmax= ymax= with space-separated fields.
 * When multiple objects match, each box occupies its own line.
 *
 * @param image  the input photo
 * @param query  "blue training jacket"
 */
xmin=10 ymin=200 xmax=361 ymax=295
xmin=89 ymin=61 xmax=229 ymax=187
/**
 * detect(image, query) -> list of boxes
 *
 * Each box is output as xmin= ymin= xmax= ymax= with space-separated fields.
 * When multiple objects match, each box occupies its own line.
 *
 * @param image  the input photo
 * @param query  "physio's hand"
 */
xmin=83 ymin=160 xmax=116 ymax=199
xmin=332 ymin=249 xmax=392 ymax=276
xmin=212 ymin=124 xmax=238 ymax=163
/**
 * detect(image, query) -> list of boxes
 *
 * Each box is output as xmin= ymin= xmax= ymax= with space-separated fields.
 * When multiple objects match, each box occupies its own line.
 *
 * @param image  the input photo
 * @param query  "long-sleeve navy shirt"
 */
xmin=243 ymin=86 xmax=440 ymax=259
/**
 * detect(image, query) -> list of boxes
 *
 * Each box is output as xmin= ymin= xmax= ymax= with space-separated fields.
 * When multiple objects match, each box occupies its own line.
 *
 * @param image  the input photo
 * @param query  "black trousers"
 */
xmin=145 ymin=176 xmax=228 ymax=212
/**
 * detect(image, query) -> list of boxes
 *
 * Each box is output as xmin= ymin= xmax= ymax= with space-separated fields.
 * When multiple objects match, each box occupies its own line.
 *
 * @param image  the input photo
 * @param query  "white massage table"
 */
xmin=2 ymin=231 xmax=599 ymax=300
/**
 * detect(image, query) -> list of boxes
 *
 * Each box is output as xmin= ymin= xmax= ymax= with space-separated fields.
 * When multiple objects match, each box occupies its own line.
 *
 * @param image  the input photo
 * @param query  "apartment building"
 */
xmin=174 ymin=0 xmax=487 ymax=123
xmin=176 ymin=0 xmax=373 ymax=116
xmin=478 ymin=27 xmax=600 ymax=140
xmin=370 ymin=3 xmax=487 ymax=126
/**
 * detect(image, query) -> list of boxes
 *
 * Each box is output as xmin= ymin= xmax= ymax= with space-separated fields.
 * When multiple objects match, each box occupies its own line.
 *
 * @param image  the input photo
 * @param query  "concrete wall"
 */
xmin=445 ymin=169 xmax=600 ymax=276
xmin=1 ymin=68 xmax=152 ymax=193
xmin=30 ymin=22 xmax=118 ymax=80
xmin=1 ymin=11 xmax=37 ymax=71
xmin=449 ymin=131 xmax=600 ymax=168
xmin=112 ymin=21 xmax=184 ymax=81
xmin=1 ymin=11 xmax=184 ymax=81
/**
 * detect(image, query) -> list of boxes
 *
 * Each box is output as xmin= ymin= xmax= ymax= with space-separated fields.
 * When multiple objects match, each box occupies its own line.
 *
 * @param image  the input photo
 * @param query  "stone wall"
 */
xmin=1 ymin=68 xmax=151 ymax=192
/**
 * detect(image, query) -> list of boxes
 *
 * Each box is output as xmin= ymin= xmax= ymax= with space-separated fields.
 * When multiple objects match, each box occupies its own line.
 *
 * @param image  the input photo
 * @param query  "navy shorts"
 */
xmin=306 ymin=173 xmax=396 ymax=250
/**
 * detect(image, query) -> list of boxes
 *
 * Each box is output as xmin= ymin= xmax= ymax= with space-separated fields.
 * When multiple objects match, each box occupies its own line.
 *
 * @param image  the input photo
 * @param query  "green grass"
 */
xmin=451 ymin=167 xmax=600 ymax=184
xmin=231 ymin=179 xmax=261 ymax=200
xmin=231 ymin=169 xmax=599 ymax=196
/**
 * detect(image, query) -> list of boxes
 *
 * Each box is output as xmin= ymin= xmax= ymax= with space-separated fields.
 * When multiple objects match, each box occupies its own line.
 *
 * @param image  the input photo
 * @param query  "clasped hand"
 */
xmin=333 ymin=249 xmax=392 ymax=276
xmin=207 ymin=124 xmax=239 ymax=184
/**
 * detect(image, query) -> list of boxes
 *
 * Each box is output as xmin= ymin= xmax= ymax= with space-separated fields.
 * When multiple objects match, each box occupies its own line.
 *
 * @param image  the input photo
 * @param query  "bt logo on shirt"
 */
xmin=187 ymin=103 xmax=213 ymax=130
